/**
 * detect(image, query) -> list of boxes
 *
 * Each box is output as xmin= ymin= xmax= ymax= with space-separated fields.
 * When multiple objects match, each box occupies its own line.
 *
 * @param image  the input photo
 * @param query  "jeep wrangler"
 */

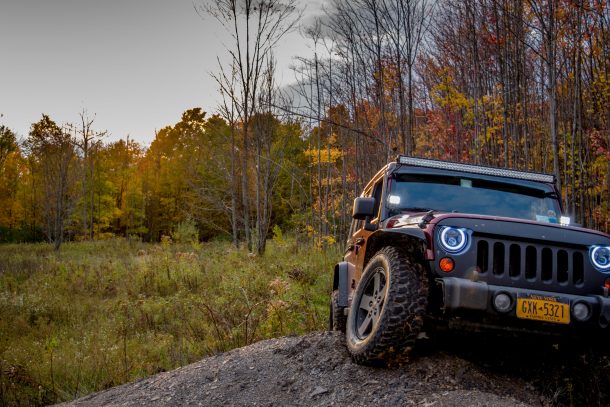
xmin=330 ymin=156 xmax=610 ymax=365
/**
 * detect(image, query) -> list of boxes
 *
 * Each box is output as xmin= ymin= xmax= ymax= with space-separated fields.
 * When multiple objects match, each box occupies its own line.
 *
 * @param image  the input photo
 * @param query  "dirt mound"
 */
xmin=60 ymin=331 xmax=547 ymax=406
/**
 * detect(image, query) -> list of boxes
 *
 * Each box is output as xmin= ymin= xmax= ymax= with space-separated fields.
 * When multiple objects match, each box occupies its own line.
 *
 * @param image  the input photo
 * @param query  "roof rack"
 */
xmin=396 ymin=155 xmax=555 ymax=183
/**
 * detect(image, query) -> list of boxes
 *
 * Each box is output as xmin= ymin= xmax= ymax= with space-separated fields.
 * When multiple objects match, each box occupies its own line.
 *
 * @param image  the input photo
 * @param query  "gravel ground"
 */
xmin=59 ymin=331 xmax=549 ymax=407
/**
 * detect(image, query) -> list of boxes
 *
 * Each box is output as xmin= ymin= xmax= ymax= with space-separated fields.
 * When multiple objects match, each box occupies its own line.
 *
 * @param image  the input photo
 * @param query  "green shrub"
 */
xmin=171 ymin=217 xmax=199 ymax=245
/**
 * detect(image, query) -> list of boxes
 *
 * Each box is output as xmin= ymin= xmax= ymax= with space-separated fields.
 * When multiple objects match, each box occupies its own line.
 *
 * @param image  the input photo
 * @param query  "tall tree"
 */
xmin=26 ymin=115 xmax=77 ymax=251
xmin=66 ymin=110 xmax=107 ymax=240
xmin=0 ymin=124 xmax=24 ymax=240
xmin=252 ymin=57 xmax=297 ymax=253
xmin=217 ymin=62 xmax=241 ymax=247
xmin=201 ymin=0 xmax=300 ymax=252
xmin=528 ymin=0 xmax=562 ymax=195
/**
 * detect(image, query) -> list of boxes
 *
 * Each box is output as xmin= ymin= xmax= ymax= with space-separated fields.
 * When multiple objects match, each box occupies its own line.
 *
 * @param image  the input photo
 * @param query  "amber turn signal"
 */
xmin=439 ymin=257 xmax=455 ymax=273
xmin=604 ymin=277 xmax=610 ymax=291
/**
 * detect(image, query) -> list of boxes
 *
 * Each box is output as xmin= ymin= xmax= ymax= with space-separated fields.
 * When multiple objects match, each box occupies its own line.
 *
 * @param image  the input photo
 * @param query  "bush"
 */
xmin=171 ymin=217 xmax=199 ymax=245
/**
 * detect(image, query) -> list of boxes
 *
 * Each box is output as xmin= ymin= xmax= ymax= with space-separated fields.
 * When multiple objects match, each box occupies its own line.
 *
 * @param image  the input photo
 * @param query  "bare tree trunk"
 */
xmin=203 ymin=0 xmax=299 ymax=252
xmin=315 ymin=48 xmax=324 ymax=239
xmin=230 ymin=123 xmax=239 ymax=247
xmin=546 ymin=1 xmax=561 ymax=198
xmin=67 ymin=110 xmax=106 ymax=241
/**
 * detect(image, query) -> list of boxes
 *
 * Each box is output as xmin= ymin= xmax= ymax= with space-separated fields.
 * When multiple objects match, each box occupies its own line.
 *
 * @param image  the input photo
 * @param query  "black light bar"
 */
xmin=396 ymin=156 xmax=555 ymax=183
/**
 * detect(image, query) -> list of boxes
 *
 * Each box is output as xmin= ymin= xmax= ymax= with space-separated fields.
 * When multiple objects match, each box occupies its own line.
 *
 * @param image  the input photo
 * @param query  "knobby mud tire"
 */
xmin=346 ymin=246 xmax=428 ymax=365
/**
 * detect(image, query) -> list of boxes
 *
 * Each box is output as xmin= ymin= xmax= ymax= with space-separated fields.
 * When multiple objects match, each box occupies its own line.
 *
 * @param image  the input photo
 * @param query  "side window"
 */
xmin=349 ymin=218 xmax=362 ymax=238
xmin=350 ymin=181 xmax=381 ymax=237
xmin=353 ymin=219 xmax=363 ymax=234
xmin=372 ymin=180 xmax=383 ymax=221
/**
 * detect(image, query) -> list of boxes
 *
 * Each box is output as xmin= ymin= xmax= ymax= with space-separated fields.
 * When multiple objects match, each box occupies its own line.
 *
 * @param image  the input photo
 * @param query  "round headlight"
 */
xmin=439 ymin=227 xmax=469 ymax=254
xmin=590 ymin=246 xmax=610 ymax=271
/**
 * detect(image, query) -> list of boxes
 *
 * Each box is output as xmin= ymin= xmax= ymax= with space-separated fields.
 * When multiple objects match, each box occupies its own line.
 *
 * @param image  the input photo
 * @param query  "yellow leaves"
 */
xmin=318 ymin=235 xmax=336 ymax=248
xmin=592 ymin=154 xmax=608 ymax=174
xmin=303 ymin=146 xmax=344 ymax=165
xmin=328 ymin=132 xmax=338 ymax=145
xmin=431 ymin=69 xmax=472 ymax=113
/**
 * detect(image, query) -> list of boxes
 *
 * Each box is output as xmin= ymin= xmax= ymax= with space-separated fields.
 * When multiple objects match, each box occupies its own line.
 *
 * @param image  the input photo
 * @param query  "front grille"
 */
xmin=474 ymin=237 xmax=585 ymax=287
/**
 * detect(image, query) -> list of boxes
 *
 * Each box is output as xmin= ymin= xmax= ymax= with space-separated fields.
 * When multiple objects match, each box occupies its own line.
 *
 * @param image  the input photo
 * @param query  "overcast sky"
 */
xmin=0 ymin=0 xmax=322 ymax=144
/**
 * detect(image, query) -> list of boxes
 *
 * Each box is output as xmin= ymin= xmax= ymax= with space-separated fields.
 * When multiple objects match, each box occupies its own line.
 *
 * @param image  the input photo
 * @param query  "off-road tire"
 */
xmin=346 ymin=246 xmax=428 ymax=365
xmin=329 ymin=290 xmax=347 ymax=333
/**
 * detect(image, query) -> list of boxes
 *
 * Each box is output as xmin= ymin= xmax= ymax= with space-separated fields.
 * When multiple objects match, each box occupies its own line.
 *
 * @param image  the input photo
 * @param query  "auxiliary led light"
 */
xmin=396 ymin=156 xmax=555 ymax=183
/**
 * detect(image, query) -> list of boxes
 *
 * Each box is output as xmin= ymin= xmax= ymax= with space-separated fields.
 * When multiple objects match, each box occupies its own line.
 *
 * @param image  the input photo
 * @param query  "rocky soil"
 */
xmin=58 ymin=330 xmax=598 ymax=407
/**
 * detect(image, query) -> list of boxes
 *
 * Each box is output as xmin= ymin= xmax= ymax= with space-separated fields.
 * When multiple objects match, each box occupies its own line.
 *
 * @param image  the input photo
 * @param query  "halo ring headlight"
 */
xmin=439 ymin=227 xmax=469 ymax=254
xmin=590 ymin=246 xmax=610 ymax=272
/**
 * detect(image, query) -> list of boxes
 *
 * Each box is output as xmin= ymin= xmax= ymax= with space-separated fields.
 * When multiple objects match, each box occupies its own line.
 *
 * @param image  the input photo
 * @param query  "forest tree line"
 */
xmin=0 ymin=0 xmax=608 ymax=252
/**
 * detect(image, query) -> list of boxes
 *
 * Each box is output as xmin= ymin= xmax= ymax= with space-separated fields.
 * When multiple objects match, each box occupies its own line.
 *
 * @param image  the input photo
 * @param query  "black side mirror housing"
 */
xmin=353 ymin=197 xmax=376 ymax=220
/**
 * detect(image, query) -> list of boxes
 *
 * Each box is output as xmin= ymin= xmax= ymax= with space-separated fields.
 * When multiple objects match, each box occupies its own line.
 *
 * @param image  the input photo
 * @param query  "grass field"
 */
xmin=0 ymin=237 xmax=339 ymax=406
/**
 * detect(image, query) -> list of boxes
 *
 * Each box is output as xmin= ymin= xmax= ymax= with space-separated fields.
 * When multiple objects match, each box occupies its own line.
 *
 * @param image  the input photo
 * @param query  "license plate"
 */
xmin=516 ymin=295 xmax=570 ymax=324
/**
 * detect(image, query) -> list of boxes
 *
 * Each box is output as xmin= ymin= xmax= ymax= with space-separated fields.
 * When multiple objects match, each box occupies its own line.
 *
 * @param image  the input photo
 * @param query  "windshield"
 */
xmin=388 ymin=173 xmax=562 ymax=223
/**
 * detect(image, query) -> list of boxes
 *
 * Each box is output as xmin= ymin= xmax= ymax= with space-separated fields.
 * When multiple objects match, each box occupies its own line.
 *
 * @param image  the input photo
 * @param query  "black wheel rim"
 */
xmin=354 ymin=267 xmax=387 ymax=340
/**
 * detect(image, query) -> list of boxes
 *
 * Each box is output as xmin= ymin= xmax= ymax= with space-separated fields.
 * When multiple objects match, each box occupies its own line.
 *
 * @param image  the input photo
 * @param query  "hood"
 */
xmin=384 ymin=211 xmax=610 ymax=242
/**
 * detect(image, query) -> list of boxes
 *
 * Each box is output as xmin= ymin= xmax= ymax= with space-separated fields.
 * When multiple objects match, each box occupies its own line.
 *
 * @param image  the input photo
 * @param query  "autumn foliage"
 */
xmin=0 ymin=0 xmax=609 ymax=249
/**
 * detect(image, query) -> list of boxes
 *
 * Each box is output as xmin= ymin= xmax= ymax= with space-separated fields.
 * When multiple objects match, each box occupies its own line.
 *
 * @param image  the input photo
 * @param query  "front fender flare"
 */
xmin=364 ymin=228 xmax=429 ymax=267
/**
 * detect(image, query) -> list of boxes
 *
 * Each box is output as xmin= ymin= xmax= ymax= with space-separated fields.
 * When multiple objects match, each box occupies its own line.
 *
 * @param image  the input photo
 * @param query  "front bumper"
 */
xmin=440 ymin=277 xmax=610 ymax=329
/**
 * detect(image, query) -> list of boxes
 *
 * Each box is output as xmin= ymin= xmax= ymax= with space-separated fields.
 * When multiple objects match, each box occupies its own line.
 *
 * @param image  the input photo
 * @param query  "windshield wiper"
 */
xmin=400 ymin=207 xmax=436 ymax=212
xmin=544 ymin=191 xmax=560 ymax=199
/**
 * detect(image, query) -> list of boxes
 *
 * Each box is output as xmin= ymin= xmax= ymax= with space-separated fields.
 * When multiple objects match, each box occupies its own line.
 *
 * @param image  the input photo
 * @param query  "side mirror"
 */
xmin=353 ymin=197 xmax=376 ymax=220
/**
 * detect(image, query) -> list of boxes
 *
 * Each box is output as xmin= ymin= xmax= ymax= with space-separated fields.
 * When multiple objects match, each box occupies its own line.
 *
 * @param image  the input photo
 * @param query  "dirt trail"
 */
xmin=59 ymin=331 xmax=553 ymax=407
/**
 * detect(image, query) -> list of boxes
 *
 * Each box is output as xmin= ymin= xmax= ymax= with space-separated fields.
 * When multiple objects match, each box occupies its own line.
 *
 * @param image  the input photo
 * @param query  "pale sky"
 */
xmin=0 ymin=0 xmax=323 ymax=145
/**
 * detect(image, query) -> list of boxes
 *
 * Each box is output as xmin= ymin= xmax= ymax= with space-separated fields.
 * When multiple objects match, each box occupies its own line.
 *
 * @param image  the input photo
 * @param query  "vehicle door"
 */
xmin=345 ymin=178 xmax=384 ymax=284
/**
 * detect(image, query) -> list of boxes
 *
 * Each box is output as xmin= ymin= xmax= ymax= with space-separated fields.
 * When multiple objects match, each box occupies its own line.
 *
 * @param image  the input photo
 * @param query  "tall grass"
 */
xmin=0 ymin=237 xmax=338 ymax=406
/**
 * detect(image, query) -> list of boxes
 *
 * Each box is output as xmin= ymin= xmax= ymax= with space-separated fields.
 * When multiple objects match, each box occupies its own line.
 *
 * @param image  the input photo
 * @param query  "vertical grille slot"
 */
xmin=472 ymin=236 xmax=587 ymax=289
xmin=573 ymin=252 xmax=584 ymax=286
xmin=525 ymin=245 xmax=537 ymax=280
xmin=509 ymin=244 xmax=521 ymax=278
xmin=557 ymin=250 xmax=568 ymax=284
xmin=476 ymin=240 xmax=488 ymax=273
xmin=493 ymin=242 xmax=505 ymax=275
xmin=541 ymin=248 xmax=553 ymax=282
